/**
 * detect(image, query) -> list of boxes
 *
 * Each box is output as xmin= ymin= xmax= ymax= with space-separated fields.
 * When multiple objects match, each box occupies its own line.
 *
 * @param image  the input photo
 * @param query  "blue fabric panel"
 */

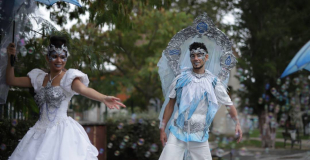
xmin=169 ymin=125 xmax=209 ymax=142
xmin=212 ymin=77 xmax=217 ymax=89
xmin=187 ymin=92 xmax=207 ymax=120
xmin=176 ymin=113 xmax=185 ymax=128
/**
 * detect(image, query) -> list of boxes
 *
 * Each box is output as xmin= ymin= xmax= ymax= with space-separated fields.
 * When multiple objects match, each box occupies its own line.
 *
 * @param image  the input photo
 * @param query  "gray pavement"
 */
xmin=219 ymin=148 xmax=310 ymax=160
xmin=210 ymin=133 xmax=310 ymax=160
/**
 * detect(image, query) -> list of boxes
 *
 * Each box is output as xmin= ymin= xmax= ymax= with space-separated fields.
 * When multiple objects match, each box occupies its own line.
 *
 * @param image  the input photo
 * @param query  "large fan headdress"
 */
xmin=158 ymin=13 xmax=237 ymax=97
xmin=158 ymin=13 xmax=237 ymax=133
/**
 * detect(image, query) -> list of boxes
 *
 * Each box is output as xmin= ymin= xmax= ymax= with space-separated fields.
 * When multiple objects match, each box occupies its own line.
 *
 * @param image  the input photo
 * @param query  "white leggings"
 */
xmin=159 ymin=133 xmax=212 ymax=160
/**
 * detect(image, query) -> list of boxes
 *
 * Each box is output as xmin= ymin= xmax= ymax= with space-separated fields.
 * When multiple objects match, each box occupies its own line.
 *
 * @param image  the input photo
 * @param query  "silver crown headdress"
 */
xmin=190 ymin=47 xmax=208 ymax=55
xmin=47 ymin=44 xmax=70 ymax=57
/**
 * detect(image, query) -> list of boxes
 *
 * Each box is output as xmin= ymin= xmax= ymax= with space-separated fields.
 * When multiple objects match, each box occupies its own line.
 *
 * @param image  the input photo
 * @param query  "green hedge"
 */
xmin=106 ymin=118 xmax=163 ymax=160
xmin=0 ymin=120 xmax=36 ymax=159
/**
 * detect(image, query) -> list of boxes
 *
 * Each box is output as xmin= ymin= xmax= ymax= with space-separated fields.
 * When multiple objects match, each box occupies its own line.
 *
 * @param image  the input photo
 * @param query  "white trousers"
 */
xmin=159 ymin=133 xmax=212 ymax=160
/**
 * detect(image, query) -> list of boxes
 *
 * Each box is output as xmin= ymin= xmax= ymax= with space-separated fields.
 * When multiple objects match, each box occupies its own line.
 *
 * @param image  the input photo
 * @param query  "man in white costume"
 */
xmin=158 ymin=42 xmax=242 ymax=160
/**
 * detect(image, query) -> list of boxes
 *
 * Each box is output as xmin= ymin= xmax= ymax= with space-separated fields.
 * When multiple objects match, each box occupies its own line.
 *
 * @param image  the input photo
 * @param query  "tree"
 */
xmin=5 ymin=0 xmax=236 ymax=116
xmin=69 ymin=10 xmax=194 ymax=108
xmin=41 ymin=0 xmax=173 ymax=29
xmin=44 ymin=0 xmax=234 ymax=30
xmin=63 ymin=0 xmax=234 ymax=109
xmin=231 ymin=0 xmax=310 ymax=116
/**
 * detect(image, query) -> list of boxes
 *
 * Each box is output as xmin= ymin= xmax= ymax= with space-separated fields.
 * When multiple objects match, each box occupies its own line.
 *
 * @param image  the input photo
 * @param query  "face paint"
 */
xmin=47 ymin=44 xmax=69 ymax=62
xmin=190 ymin=53 xmax=205 ymax=60
xmin=48 ymin=51 xmax=67 ymax=62
xmin=190 ymin=47 xmax=208 ymax=69
xmin=190 ymin=47 xmax=207 ymax=60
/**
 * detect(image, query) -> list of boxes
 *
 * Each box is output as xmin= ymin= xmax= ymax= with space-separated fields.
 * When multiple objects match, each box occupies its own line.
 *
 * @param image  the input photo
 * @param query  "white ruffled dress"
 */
xmin=9 ymin=69 xmax=98 ymax=160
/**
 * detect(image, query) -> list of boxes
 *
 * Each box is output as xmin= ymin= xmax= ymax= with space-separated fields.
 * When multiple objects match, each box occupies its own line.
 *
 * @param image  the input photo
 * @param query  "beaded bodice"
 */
xmin=34 ymin=84 xmax=66 ymax=109
xmin=34 ymin=83 xmax=71 ymax=132
xmin=27 ymin=68 xmax=90 ymax=135
xmin=32 ymin=85 xmax=72 ymax=137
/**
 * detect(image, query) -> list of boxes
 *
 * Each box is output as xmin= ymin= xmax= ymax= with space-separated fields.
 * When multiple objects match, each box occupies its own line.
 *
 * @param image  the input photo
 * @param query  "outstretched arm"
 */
xmin=160 ymin=98 xmax=176 ymax=146
xmin=6 ymin=43 xmax=32 ymax=87
xmin=226 ymin=105 xmax=242 ymax=143
xmin=71 ymin=78 xmax=126 ymax=109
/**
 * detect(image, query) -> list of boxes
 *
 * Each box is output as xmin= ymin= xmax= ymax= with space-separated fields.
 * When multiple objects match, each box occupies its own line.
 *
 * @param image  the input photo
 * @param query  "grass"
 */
xmin=248 ymin=128 xmax=260 ymax=137
xmin=275 ymin=131 xmax=310 ymax=140
xmin=248 ymin=128 xmax=310 ymax=140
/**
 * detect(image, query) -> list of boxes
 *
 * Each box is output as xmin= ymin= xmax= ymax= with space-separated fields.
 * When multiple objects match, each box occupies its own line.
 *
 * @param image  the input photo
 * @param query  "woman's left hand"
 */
xmin=103 ymin=96 xmax=126 ymax=109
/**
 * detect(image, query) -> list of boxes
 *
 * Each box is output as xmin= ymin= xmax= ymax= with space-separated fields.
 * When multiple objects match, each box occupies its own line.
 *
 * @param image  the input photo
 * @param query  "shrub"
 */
xmin=106 ymin=113 xmax=162 ymax=160
xmin=0 ymin=120 xmax=36 ymax=159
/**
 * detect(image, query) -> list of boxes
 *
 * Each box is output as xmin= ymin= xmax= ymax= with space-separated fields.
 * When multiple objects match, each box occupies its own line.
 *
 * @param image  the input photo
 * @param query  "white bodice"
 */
xmin=27 ymin=68 xmax=89 ymax=135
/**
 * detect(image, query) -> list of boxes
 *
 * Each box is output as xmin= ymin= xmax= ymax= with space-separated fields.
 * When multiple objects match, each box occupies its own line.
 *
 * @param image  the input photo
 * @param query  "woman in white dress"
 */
xmin=6 ymin=36 xmax=126 ymax=160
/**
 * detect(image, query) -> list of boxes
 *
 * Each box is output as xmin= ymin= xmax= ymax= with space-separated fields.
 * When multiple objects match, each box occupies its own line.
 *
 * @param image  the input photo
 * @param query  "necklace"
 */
xmin=192 ymin=71 xmax=207 ymax=79
xmin=46 ymin=70 xmax=62 ymax=88
xmin=43 ymin=70 xmax=63 ymax=122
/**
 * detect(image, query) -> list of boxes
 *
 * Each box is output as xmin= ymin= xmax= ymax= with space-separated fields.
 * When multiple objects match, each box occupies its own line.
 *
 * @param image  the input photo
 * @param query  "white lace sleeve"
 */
xmin=214 ymin=80 xmax=233 ymax=106
xmin=61 ymin=69 xmax=89 ymax=95
xmin=27 ymin=69 xmax=46 ymax=91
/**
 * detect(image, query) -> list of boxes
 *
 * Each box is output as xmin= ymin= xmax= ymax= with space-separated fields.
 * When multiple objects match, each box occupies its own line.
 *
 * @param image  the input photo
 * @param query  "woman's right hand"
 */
xmin=5 ymin=43 xmax=32 ymax=87
xmin=160 ymin=129 xmax=167 ymax=147
xmin=7 ymin=43 xmax=16 ymax=57
xmin=102 ymin=96 xmax=126 ymax=109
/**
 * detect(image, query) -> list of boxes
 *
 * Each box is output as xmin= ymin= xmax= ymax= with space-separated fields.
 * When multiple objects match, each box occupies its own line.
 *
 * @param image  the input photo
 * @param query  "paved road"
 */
xmin=209 ymin=134 xmax=310 ymax=160
xmin=219 ymin=148 xmax=310 ymax=160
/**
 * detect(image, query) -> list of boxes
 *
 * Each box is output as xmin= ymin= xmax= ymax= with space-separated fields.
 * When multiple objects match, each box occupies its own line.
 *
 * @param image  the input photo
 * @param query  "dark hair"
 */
xmin=49 ymin=36 xmax=67 ymax=48
xmin=189 ymin=42 xmax=208 ymax=53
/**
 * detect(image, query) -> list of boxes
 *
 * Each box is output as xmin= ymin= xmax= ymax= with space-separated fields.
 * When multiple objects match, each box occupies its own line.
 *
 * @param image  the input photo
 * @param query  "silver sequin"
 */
xmin=34 ymin=82 xmax=66 ymax=111
xmin=174 ymin=120 xmax=205 ymax=133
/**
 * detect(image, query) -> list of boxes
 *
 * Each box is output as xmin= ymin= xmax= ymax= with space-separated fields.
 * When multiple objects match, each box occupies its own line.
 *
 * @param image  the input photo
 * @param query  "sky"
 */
xmin=37 ymin=4 xmax=88 ymax=31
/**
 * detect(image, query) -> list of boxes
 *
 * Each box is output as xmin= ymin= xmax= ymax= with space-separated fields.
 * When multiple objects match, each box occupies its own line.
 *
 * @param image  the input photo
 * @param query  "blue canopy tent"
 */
xmin=35 ymin=0 xmax=81 ymax=7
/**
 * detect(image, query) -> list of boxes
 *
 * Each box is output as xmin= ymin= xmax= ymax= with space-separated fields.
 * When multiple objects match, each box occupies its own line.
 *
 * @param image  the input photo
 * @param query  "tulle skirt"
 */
xmin=9 ymin=117 xmax=98 ymax=160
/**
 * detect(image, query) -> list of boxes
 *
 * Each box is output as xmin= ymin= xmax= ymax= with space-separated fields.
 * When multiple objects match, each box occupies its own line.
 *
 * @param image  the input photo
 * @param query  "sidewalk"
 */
xmin=210 ymin=131 xmax=310 ymax=159
xmin=220 ymin=147 xmax=310 ymax=160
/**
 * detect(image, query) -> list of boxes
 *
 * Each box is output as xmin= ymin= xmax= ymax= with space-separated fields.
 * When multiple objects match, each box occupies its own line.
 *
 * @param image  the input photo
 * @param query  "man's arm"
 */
xmin=226 ymin=105 xmax=242 ymax=143
xmin=160 ymin=98 xmax=176 ymax=147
